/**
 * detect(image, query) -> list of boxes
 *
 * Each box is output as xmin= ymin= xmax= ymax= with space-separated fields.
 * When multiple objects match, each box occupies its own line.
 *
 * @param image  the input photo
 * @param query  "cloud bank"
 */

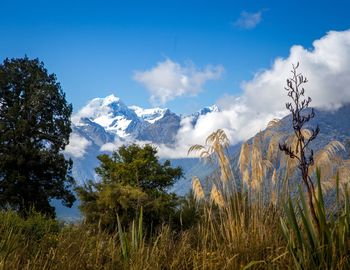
xmin=134 ymin=59 xmax=224 ymax=105
xmin=157 ymin=29 xmax=350 ymax=158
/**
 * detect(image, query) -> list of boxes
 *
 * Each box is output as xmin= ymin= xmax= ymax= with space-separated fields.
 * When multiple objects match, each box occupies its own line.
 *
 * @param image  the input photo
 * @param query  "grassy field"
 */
xmin=1 ymin=170 xmax=350 ymax=269
xmin=1 ymin=129 xmax=350 ymax=270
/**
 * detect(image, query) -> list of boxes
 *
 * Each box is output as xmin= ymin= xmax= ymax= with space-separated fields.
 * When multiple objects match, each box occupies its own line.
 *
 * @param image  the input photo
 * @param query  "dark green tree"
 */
xmin=77 ymin=144 xmax=183 ymax=231
xmin=0 ymin=57 xmax=75 ymax=217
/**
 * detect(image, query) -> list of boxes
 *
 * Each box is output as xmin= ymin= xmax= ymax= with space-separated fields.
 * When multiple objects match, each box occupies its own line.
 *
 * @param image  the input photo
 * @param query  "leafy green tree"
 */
xmin=77 ymin=144 xmax=183 ymax=231
xmin=0 ymin=57 xmax=75 ymax=217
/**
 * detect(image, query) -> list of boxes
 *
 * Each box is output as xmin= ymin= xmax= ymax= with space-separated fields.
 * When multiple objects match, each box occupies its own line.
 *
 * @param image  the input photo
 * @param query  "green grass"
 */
xmin=1 ymin=171 xmax=350 ymax=269
xmin=281 ymin=170 xmax=350 ymax=269
xmin=0 ymin=200 xmax=288 ymax=269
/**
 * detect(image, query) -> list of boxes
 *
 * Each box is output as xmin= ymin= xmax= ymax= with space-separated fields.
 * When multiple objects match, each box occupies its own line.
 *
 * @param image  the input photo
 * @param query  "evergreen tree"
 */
xmin=0 ymin=57 xmax=75 ymax=217
xmin=77 ymin=144 xmax=183 ymax=231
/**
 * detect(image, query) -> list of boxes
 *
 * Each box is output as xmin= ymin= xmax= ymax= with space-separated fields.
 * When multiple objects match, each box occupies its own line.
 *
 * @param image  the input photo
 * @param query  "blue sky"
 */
xmin=1 ymin=0 xmax=350 ymax=114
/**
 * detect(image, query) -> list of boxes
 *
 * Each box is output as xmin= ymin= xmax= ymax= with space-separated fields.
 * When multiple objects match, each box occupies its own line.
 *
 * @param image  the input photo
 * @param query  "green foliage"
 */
xmin=0 ymin=210 xmax=60 ymax=268
xmin=175 ymin=191 xmax=201 ymax=230
xmin=0 ymin=57 xmax=75 ymax=217
xmin=116 ymin=207 xmax=144 ymax=262
xmin=281 ymin=169 xmax=350 ymax=269
xmin=0 ymin=210 xmax=59 ymax=242
xmin=76 ymin=144 xmax=183 ymax=231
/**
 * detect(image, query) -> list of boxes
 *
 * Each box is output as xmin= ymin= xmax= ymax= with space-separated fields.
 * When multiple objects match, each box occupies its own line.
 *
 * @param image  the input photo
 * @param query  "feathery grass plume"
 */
xmin=238 ymin=142 xmax=250 ymax=176
xmin=187 ymin=144 xmax=210 ymax=159
xmin=210 ymin=184 xmax=225 ymax=208
xmin=207 ymin=129 xmax=232 ymax=184
xmin=242 ymin=168 xmax=250 ymax=186
xmin=310 ymin=140 xmax=345 ymax=183
xmin=336 ymin=160 xmax=350 ymax=191
xmin=271 ymin=169 xmax=278 ymax=205
xmin=192 ymin=177 xmax=205 ymax=202
xmin=205 ymin=129 xmax=230 ymax=149
xmin=267 ymin=134 xmax=283 ymax=164
xmin=271 ymin=169 xmax=277 ymax=186
xmin=239 ymin=132 xmax=275 ymax=191
xmin=262 ymin=159 xmax=273 ymax=175
xmin=251 ymin=135 xmax=264 ymax=188
xmin=263 ymin=119 xmax=281 ymax=140
xmin=220 ymin=152 xmax=232 ymax=184
xmin=251 ymin=178 xmax=262 ymax=191
xmin=266 ymin=118 xmax=281 ymax=129
xmin=189 ymin=129 xmax=233 ymax=185
xmin=339 ymin=166 xmax=350 ymax=184
xmin=313 ymin=141 xmax=345 ymax=167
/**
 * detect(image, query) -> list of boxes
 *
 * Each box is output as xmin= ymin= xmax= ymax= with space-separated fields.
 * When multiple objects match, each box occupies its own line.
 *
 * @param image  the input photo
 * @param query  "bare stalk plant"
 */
xmin=279 ymin=63 xmax=320 ymax=228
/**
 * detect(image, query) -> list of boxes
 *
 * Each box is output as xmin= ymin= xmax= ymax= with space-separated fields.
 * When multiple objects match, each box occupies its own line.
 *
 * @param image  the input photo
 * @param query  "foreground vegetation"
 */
xmin=1 ymin=127 xmax=350 ymax=269
xmin=1 ymin=169 xmax=350 ymax=269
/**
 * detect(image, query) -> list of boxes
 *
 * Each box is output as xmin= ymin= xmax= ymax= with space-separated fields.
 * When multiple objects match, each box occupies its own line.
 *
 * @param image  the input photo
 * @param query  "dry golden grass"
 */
xmin=240 ymin=123 xmax=350 ymax=197
xmin=2 ymin=129 xmax=350 ymax=270
xmin=210 ymin=184 xmax=225 ymax=208
xmin=0 ymin=203 xmax=290 ymax=270
xmin=192 ymin=176 xmax=205 ymax=202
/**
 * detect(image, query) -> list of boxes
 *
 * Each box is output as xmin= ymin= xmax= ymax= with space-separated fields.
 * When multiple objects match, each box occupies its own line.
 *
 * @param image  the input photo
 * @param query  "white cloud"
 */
xmin=100 ymin=142 xmax=117 ymax=152
xmin=65 ymin=133 xmax=92 ymax=158
xmin=133 ymin=59 xmax=224 ymax=105
xmin=156 ymin=29 xmax=350 ymax=158
xmin=233 ymin=11 xmax=262 ymax=30
xmin=100 ymin=137 xmax=154 ymax=154
xmin=242 ymin=29 xmax=350 ymax=112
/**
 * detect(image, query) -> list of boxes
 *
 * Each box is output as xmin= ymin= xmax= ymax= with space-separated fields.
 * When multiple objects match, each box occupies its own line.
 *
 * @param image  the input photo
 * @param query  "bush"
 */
xmin=0 ymin=210 xmax=59 ymax=242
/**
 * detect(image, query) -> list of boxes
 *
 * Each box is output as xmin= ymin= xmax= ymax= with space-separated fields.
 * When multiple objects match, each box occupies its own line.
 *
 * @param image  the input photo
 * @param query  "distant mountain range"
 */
xmin=65 ymin=94 xmax=218 ymax=191
xmin=58 ymin=95 xmax=350 ymax=220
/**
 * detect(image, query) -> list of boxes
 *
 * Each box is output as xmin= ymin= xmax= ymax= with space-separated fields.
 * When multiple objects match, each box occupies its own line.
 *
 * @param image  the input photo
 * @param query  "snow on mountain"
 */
xmin=66 ymin=95 xmax=223 ymax=186
xmin=190 ymin=104 xmax=220 ymax=125
xmin=129 ymin=106 xmax=168 ymax=124
xmin=72 ymin=94 xmax=140 ymax=137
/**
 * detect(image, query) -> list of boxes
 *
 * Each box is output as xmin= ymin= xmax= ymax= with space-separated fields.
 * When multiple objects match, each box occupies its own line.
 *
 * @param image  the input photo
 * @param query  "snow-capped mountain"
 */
xmin=65 ymin=94 xmax=219 ymax=185
xmin=72 ymin=95 xmax=142 ymax=137
xmin=190 ymin=105 xmax=220 ymax=125
xmin=129 ymin=106 xmax=168 ymax=124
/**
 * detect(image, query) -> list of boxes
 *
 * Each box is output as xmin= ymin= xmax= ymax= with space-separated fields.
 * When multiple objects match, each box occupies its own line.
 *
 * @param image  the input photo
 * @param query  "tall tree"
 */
xmin=0 ymin=57 xmax=75 ymax=217
xmin=77 ymin=144 xmax=183 ymax=231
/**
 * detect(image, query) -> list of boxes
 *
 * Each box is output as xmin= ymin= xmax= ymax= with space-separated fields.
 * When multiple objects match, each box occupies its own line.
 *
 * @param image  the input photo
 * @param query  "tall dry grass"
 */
xmin=1 ymin=127 xmax=350 ymax=269
xmin=188 ymin=129 xmax=289 ymax=269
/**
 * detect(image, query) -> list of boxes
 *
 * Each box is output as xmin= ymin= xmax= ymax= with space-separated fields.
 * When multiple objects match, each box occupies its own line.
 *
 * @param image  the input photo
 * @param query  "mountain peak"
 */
xmin=204 ymin=104 xmax=220 ymax=113
xmin=101 ymin=94 xmax=120 ymax=105
xmin=72 ymin=94 xmax=139 ymax=137
xmin=192 ymin=104 xmax=220 ymax=117
xmin=129 ymin=105 xmax=169 ymax=123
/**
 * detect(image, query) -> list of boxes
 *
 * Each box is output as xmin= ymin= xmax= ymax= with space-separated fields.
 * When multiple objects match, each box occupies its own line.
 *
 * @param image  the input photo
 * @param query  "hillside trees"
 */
xmin=0 ymin=57 xmax=75 ymax=217
xmin=76 ymin=144 xmax=183 ymax=231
